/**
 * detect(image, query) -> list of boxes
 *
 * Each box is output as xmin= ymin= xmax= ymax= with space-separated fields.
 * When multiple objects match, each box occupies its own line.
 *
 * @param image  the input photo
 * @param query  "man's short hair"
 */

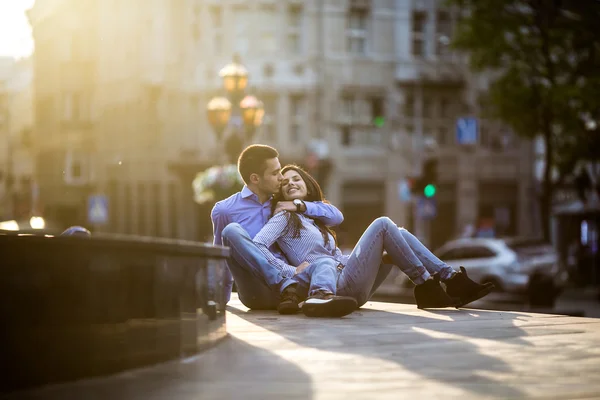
xmin=238 ymin=144 xmax=279 ymax=184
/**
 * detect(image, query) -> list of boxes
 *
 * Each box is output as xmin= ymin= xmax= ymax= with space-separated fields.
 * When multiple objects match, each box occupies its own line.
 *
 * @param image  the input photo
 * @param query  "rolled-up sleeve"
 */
xmin=303 ymin=201 xmax=344 ymax=227
xmin=253 ymin=212 xmax=297 ymax=278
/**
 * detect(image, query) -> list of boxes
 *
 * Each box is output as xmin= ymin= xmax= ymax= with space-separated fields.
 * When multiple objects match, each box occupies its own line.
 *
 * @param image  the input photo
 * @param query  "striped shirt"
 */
xmin=253 ymin=211 xmax=350 ymax=278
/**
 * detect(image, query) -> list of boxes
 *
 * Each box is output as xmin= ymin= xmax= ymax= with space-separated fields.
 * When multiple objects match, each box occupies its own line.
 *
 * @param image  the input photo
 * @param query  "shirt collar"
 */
xmin=241 ymin=185 xmax=255 ymax=199
xmin=241 ymin=185 xmax=273 ymax=203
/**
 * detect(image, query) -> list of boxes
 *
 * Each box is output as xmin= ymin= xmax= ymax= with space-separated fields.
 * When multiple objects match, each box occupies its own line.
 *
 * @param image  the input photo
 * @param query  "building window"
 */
xmin=210 ymin=6 xmax=223 ymax=55
xmin=436 ymin=10 xmax=452 ymax=56
xmin=440 ymin=97 xmax=450 ymax=118
xmin=341 ymin=126 xmax=352 ymax=146
xmin=62 ymin=93 xmax=91 ymax=122
xmin=64 ymin=150 xmax=91 ymax=185
xmin=341 ymin=95 xmax=355 ymax=120
xmin=438 ymin=126 xmax=449 ymax=146
xmin=422 ymin=96 xmax=432 ymax=118
xmin=290 ymin=95 xmax=304 ymax=143
xmin=403 ymin=92 xmax=414 ymax=118
xmin=233 ymin=6 xmax=251 ymax=56
xmin=412 ymin=11 xmax=427 ymax=57
xmin=261 ymin=94 xmax=277 ymax=143
xmin=347 ymin=9 xmax=369 ymax=55
xmin=287 ymin=4 xmax=303 ymax=54
xmin=260 ymin=5 xmax=278 ymax=54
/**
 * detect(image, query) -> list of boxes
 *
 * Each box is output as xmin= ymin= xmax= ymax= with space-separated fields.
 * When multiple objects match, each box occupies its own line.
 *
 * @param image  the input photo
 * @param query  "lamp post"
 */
xmin=206 ymin=55 xmax=265 ymax=163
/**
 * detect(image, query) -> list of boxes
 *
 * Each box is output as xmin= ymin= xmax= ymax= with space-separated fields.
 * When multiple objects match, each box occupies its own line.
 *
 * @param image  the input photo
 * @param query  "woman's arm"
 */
xmin=253 ymin=211 xmax=298 ymax=278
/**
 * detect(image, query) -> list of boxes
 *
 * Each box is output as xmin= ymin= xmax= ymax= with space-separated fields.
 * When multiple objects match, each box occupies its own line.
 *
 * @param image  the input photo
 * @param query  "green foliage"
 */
xmin=448 ymin=0 xmax=600 ymax=237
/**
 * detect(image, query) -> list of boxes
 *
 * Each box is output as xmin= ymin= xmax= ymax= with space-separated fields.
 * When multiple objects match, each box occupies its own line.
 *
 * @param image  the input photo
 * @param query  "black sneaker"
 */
xmin=301 ymin=292 xmax=357 ymax=318
xmin=414 ymin=275 xmax=458 ymax=309
xmin=444 ymin=266 xmax=495 ymax=308
xmin=278 ymin=284 xmax=300 ymax=315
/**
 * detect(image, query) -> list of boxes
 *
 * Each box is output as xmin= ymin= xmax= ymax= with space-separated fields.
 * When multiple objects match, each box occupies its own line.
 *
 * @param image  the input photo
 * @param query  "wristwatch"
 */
xmin=293 ymin=199 xmax=304 ymax=212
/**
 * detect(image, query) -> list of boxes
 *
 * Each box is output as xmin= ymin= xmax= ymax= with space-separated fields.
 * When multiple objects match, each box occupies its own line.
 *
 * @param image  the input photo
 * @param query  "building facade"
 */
xmin=27 ymin=0 xmax=536 ymax=245
xmin=0 ymin=57 xmax=35 ymax=221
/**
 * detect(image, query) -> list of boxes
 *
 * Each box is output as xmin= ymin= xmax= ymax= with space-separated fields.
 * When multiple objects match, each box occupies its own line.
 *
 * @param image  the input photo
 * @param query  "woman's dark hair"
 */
xmin=271 ymin=164 xmax=338 ymax=248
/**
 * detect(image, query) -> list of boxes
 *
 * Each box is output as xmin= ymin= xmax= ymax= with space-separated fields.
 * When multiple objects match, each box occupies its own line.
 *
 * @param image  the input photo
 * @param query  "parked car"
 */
xmin=375 ymin=237 xmax=569 ymax=307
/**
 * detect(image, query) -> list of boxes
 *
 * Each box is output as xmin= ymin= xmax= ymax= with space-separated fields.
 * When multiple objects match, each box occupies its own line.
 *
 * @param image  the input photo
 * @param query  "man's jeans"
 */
xmin=337 ymin=217 xmax=455 ymax=307
xmin=221 ymin=223 xmax=295 ymax=310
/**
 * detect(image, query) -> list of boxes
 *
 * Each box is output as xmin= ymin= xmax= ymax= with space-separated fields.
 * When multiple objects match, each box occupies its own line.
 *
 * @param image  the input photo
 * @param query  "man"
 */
xmin=211 ymin=144 xmax=344 ymax=311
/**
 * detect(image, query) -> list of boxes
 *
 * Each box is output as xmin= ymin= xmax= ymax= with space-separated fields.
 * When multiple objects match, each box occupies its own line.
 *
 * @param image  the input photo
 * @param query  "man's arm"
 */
xmin=252 ymin=211 xmax=298 ymax=278
xmin=211 ymin=202 xmax=228 ymax=246
xmin=303 ymin=201 xmax=344 ymax=227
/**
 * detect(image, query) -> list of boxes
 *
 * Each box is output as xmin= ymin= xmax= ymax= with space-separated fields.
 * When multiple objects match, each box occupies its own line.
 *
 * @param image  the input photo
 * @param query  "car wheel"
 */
xmin=528 ymin=275 xmax=557 ymax=308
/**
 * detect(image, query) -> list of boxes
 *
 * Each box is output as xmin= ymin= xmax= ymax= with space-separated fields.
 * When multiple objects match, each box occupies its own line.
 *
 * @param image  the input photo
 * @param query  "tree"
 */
xmin=448 ymin=0 xmax=600 ymax=240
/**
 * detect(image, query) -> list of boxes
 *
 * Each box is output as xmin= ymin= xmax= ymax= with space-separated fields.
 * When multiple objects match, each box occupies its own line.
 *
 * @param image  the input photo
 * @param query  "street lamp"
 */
xmin=207 ymin=55 xmax=264 ymax=162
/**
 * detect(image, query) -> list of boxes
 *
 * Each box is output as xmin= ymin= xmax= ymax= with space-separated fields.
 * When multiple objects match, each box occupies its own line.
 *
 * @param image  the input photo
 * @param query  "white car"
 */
xmin=375 ymin=237 xmax=569 ymax=307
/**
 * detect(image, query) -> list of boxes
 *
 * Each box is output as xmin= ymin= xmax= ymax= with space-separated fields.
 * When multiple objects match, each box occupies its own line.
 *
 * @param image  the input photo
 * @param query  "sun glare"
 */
xmin=0 ymin=0 xmax=35 ymax=58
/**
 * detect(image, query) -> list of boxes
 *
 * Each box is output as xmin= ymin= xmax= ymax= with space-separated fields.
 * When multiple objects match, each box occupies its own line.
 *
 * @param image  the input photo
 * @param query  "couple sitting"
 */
xmin=211 ymin=145 xmax=493 ymax=318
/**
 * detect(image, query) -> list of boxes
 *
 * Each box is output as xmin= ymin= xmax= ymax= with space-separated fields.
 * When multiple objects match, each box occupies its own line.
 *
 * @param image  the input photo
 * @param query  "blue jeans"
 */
xmin=292 ymin=257 xmax=341 ymax=297
xmin=337 ymin=217 xmax=455 ymax=307
xmin=221 ymin=223 xmax=295 ymax=310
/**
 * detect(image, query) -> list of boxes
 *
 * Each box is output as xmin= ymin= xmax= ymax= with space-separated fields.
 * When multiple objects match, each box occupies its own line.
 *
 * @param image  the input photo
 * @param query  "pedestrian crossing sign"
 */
xmin=88 ymin=195 xmax=109 ymax=225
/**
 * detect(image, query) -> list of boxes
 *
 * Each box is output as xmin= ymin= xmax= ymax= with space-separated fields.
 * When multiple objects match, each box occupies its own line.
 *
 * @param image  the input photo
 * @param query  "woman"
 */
xmin=253 ymin=165 xmax=493 ymax=316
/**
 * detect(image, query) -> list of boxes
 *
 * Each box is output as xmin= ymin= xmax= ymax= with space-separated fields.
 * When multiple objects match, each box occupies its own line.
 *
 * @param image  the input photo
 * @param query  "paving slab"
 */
xmin=4 ymin=294 xmax=600 ymax=400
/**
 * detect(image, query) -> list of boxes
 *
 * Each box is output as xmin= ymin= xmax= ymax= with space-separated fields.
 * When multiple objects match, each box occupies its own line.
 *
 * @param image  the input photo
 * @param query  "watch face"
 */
xmin=293 ymin=199 xmax=301 ymax=205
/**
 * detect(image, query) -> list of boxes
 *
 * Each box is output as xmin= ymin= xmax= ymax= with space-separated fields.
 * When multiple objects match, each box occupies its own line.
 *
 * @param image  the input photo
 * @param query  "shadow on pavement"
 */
xmin=1 ymin=336 xmax=314 ymax=400
xmin=228 ymin=305 xmax=538 ymax=399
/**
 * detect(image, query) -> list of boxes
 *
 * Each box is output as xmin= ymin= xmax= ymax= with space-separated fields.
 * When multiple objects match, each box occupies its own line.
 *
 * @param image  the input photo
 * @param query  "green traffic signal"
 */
xmin=424 ymin=184 xmax=436 ymax=198
xmin=373 ymin=116 xmax=385 ymax=128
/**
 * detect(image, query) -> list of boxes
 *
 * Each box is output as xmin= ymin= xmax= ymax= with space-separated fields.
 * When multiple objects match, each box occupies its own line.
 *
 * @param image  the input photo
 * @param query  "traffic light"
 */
xmin=422 ymin=158 xmax=438 ymax=198
xmin=411 ymin=158 xmax=438 ymax=198
xmin=371 ymin=97 xmax=385 ymax=128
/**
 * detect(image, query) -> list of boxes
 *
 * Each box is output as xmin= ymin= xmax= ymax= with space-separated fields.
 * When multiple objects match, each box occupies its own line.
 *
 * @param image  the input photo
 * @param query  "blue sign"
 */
xmin=456 ymin=117 xmax=478 ymax=145
xmin=398 ymin=179 xmax=412 ymax=203
xmin=416 ymin=197 xmax=437 ymax=220
xmin=88 ymin=195 xmax=109 ymax=225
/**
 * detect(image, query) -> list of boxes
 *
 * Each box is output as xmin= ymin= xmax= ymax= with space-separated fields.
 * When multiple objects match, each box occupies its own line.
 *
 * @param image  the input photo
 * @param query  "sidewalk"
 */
xmin=5 ymin=294 xmax=600 ymax=400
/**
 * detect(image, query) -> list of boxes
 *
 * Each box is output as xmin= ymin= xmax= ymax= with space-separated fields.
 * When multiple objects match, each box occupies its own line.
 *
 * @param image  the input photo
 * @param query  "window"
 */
xmin=341 ymin=126 xmax=352 ymax=146
xmin=287 ymin=4 xmax=303 ymax=54
xmin=422 ymin=96 xmax=432 ymax=118
xmin=261 ymin=94 xmax=277 ymax=143
xmin=438 ymin=246 xmax=496 ymax=261
xmin=341 ymin=96 xmax=355 ymax=119
xmin=64 ymin=150 xmax=91 ymax=185
xmin=347 ymin=9 xmax=368 ymax=55
xmin=210 ymin=6 xmax=223 ymax=55
xmin=412 ymin=11 xmax=427 ymax=57
xmin=440 ymin=97 xmax=450 ymax=118
xmin=403 ymin=92 xmax=414 ymax=118
xmin=290 ymin=95 xmax=304 ymax=143
xmin=436 ymin=10 xmax=452 ymax=55
xmin=233 ymin=6 xmax=250 ymax=55
xmin=260 ymin=5 xmax=278 ymax=54
xmin=438 ymin=126 xmax=449 ymax=146
xmin=62 ymin=92 xmax=91 ymax=122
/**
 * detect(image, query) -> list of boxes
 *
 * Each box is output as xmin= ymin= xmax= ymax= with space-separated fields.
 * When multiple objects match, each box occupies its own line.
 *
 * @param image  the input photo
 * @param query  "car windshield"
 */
xmin=503 ymin=238 xmax=553 ymax=258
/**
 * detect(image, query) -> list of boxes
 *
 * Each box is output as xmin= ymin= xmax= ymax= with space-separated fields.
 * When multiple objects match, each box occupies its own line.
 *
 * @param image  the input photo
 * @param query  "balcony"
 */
xmin=396 ymin=54 xmax=467 ymax=86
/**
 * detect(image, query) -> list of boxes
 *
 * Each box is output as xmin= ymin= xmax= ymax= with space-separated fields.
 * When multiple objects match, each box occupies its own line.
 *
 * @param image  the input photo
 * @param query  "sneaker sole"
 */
xmin=302 ymin=297 xmax=357 ymax=318
xmin=455 ymin=283 xmax=495 ymax=308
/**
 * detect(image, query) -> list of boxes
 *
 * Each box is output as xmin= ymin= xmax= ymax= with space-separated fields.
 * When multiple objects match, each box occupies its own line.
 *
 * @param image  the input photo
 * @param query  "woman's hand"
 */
xmin=295 ymin=261 xmax=310 ymax=275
